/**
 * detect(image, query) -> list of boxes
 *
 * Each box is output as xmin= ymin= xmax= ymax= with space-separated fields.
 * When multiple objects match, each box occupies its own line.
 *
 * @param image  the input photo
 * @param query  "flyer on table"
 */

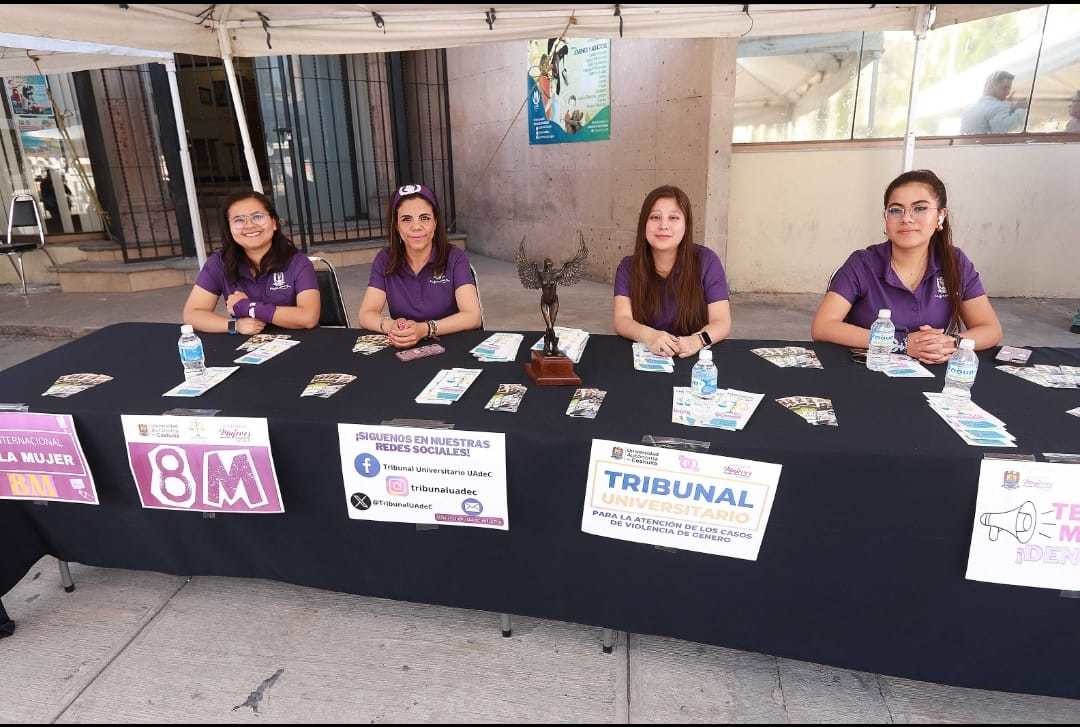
xmin=0 ymin=412 xmax=98 ymax=504
xmin=338 ymin=424 xmax=508 ymax=530
xmin=581 ymin=439 xmax=782 ymax=560
xmin=121 ymin=414 xmax=284 ymax=514
xmin=966 ymin=459 xmax=1080 ymax=591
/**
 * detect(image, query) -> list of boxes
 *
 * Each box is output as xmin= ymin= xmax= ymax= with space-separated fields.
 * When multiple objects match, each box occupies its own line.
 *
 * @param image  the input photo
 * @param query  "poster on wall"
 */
xmin=527 ymin=38 xmax=610 ymax=144
xmin=5 ymin=76 xmax=53 ymax=117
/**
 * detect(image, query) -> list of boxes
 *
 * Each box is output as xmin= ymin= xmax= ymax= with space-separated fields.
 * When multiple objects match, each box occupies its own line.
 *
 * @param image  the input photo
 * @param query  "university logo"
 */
xmin=429 ymin=273 xmax=450 ymax=286
xmin=611 ymin=447 xmax=624 ymax=460
xmin=935 ymin=276 xmax=948 ymax=299
xmin=1003 ymin=470 xmax=1020 ymax=489
xmin=269 ymin=272 xmax=290 ymax=291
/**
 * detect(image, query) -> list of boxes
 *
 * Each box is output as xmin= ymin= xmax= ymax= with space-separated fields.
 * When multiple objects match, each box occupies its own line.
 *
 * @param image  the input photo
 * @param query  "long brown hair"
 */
xmin=385 ymin=190 xmax=450 ymax=277
xmin=629 ymin=185 xmax=707 ymax=335
xmin=219 ymin=190 xmax=298 ymax=284
xmin=884 ymin=170 xmax=962 ymax=332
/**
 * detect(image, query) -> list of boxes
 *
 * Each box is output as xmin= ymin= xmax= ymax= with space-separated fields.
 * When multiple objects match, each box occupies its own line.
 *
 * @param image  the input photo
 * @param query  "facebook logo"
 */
xmin=354 ymin=453 xmax=381 ymax=478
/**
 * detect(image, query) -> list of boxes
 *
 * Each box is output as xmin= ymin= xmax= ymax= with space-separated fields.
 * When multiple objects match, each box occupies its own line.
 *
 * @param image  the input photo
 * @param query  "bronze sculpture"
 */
xmin=516 ymin=233 xmax=589 ymax=356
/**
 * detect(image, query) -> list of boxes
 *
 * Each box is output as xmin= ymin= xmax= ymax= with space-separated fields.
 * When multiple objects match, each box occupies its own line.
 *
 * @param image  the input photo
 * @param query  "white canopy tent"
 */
xmin=0 ymin=4 xmax=1040 ymax=263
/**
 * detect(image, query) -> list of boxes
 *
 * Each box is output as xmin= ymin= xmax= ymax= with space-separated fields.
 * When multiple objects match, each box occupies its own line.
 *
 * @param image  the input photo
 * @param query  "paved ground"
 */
xmin=2 ymin=254 xmax=1079 ymax=723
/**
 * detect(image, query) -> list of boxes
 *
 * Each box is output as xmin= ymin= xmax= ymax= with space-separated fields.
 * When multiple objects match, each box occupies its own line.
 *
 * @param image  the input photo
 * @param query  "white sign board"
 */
xmin=338 ymin=424 xmax=508 ymax=530
xmin=966 ymin=459 xmax=1080 ymax=590
xmin=581 ymin=439 xmax=782 ymax=560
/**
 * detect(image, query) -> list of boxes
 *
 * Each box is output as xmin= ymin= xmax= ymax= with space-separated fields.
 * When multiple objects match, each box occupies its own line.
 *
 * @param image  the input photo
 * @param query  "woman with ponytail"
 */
xmin=614 ymin=185 xmax=731 ymax=357
xmin=811 ymin=170 xmax=1001 ymax=363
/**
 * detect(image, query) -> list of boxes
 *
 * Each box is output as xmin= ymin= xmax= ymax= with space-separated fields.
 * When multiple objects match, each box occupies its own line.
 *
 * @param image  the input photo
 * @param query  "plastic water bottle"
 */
xmin=943 ymin=338 xmax=978 ymax=398
xmin=691 ymin=348 xmax=718 ymax=399
xmin=867 ymin=309 xmax=894 ymax=372
xmin=178 ymin=324 xmax=206 ymax=380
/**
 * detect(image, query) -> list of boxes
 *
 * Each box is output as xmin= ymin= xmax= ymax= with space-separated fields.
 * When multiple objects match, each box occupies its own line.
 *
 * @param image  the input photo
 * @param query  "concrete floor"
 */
xmin=1 ymin=253 xmax=1079 ymax=723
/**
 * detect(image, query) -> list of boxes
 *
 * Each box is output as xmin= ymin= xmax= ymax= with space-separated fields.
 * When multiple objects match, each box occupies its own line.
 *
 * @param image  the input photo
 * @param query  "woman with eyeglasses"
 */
xmin=614 ymin=185 xmax=732 ymax=357
xmin=182 ymin=190 xmax=320 ymax=335
xmin=357 ymin=184 xmax=481 ymax=348
xmin=811 ymin=170 xmax=1002 ymax=363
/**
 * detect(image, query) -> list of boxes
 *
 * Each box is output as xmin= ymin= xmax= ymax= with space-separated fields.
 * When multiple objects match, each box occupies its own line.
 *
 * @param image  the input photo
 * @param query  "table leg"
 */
xmin=499 ymin=613 xmax=512 ymax=637
xmin=58 ymin=560 xmax=75 ymax=593
xmin=0 ymin=599 xmax=13 ymax=638
xmin=601 ymin=628 xmax=615 ymax=653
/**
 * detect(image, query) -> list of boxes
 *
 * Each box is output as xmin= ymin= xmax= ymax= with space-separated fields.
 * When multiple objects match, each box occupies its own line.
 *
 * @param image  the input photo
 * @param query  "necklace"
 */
xmin=891 ymin=261 xmax=924 ymax=291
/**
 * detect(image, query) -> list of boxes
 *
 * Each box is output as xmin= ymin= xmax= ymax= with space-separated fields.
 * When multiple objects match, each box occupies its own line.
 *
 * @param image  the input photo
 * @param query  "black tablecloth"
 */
xmin=2 ymin=323 xmax=1079 ymax=696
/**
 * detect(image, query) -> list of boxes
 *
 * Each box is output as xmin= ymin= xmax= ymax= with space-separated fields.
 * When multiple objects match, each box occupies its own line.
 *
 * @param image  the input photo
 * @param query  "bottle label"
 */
xmin=691 ymin=368 xmax=717 ymax=396
xmin=947 ymin=361 xmax=977 ymax=384
xmin=179 ymin=342 xmax=204 ymax=363
xmin=869 ymin=326 xmax=895 ymax=348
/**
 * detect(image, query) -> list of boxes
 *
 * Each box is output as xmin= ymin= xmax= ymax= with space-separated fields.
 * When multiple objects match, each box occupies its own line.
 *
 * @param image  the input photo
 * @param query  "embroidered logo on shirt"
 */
xmin=935 ymin=276 xmax=948 ymax=299
xmin=429 ymin=273 xmax=450 ymax=286
xmin=269 ymin=272 xmax=291 ymax=291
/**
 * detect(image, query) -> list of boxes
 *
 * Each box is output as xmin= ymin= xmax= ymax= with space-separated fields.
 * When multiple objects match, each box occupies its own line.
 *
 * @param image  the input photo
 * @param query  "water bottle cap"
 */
xmin=878 ymin=309 xmax=891 ymax=319
xmin=181 ymin=324 xmax=194 ymax=334
xmin=699 ymin=348 xmax=713 ymax=362
xmin=959 ymin=338 xmax=975 ymax=350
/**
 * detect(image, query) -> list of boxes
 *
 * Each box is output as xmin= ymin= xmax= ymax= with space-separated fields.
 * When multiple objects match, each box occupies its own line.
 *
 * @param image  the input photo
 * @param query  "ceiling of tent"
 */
xmin=0 ymin=4 xmax=1040 ymax=60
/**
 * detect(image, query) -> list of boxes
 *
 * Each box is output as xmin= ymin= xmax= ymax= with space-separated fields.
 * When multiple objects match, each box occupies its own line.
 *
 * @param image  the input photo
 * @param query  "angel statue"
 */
xmin=516 ymin=233 xmax=589 ymax=356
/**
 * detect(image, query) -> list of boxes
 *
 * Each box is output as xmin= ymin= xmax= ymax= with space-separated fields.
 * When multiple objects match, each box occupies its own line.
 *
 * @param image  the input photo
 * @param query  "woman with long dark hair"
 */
xmin=182 ymin=190 xmax=320 ymax=334
xmin=357 ymin=184 xmax=481 ymax=348
xmin=613 ymin=185 xmax=732 ymax=357
xmin=811 ymin=169 xmax=1002 ymax=362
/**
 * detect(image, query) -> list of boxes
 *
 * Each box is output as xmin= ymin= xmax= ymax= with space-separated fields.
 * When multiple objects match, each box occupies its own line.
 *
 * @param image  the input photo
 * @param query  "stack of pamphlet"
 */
xmin=416 ymin=368 xmax=482 ymax=405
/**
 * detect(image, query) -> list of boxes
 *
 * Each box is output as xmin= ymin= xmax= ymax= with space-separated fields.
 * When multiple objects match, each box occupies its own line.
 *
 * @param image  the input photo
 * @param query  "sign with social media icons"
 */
xmin=581 ymin=439 xmax=782 ymax=560
xmin=122 ymin=415 xmax=284 ymax=513
xmin=338 ymin=424 xmax=508 ymax=530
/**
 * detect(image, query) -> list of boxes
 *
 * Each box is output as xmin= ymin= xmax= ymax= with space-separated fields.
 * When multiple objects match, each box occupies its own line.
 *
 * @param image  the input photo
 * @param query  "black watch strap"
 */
xmin=699 ymin=330 xmax=712 ymax=347
xmin=228 ymin=318 xmax=237 ymax=335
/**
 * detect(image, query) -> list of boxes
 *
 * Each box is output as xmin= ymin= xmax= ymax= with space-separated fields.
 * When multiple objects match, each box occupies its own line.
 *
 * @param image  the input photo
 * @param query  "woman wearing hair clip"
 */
xmin=811 ymin=169 xmax=1002 ymax=363
xmin=357 ymin=184 xmax=482 ymax=348
xmin=183 ymin=190 xmax=320 ymax=334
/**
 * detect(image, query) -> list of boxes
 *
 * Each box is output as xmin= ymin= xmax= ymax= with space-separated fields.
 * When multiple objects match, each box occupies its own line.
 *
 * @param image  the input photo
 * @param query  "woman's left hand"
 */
xmin=675 ymin=334 xmax=704 ymax=359
xmin=225 ymin=290 xmax=249 ymax=315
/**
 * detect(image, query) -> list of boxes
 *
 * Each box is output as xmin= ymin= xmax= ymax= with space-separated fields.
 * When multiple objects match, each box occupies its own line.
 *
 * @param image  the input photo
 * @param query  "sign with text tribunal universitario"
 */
xmin=527 ymin=38 xmax=611 ymax=144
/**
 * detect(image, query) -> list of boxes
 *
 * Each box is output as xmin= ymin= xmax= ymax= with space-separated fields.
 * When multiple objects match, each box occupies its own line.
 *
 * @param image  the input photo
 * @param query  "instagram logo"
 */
xmin=386 ymin=476 xmax=410 ymax=496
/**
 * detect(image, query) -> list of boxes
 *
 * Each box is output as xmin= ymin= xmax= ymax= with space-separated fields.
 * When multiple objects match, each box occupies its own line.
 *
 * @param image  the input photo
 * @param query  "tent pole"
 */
xmin=902 ymin=5 xmax=935 ymax=172
xmin=217 ymin=26 xmax=263 ymax=193
xmin=164 ymin=59 xmax=207 ymax=267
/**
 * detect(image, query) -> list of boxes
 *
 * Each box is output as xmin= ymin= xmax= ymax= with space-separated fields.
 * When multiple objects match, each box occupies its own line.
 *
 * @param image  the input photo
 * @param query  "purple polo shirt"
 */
xmin=613 ymin=244 xmax=730 ymax=333
xmin=369 ymin=245 xmax=473 ymax=321
xmin=828 ymin=241 xmax=986 ymax=336
xmin=194 ymin=250 xmax=317 ymax=305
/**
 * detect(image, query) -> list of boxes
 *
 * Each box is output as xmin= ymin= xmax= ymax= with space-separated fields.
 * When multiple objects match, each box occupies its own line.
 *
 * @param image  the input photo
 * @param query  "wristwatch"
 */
xmin=427 ymin=319 xmax=439 ymax=339
xmin=952 ymin=333 xmax=963 ymax=348
xmin=227 ymin=318 xmax=237 ymax=335
xmin=698 ymin=330 xmax=713 ymax=348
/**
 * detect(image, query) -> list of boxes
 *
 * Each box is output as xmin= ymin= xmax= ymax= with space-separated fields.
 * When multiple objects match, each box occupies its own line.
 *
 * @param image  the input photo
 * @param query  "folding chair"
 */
xmin=308 ymin=256 xmax=350 ymax=327
xmin=2 ymin=191 xmax=56 ymax=294
xmin=470 ymin=263 xmax=485 ymax=331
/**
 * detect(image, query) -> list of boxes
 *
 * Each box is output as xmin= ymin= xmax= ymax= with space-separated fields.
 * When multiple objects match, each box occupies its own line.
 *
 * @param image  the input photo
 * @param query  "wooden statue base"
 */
xmin=525 ymin=351 xmax=582 ymax=386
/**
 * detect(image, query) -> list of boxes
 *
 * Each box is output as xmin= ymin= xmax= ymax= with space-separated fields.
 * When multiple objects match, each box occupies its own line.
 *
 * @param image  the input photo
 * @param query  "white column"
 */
xmin=901 ymin=5 xmax=935 ymax=172
xmin=218 ymin=26 xmax=263 ymax=193
xmin=163 ymin=59 xmax=207 ymax=268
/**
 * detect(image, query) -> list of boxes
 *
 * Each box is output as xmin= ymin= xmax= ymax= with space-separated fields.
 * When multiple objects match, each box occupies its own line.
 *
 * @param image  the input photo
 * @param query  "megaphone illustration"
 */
xmin=980 ymin=501 xmax=1038 ymax=544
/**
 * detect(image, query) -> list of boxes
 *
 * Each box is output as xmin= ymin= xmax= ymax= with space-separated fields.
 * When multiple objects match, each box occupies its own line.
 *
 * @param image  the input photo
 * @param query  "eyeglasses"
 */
xmin=229 ymin=212 xmax=270 ymax=228
xmin=884 ymin=204 xmax=939 ymax=222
